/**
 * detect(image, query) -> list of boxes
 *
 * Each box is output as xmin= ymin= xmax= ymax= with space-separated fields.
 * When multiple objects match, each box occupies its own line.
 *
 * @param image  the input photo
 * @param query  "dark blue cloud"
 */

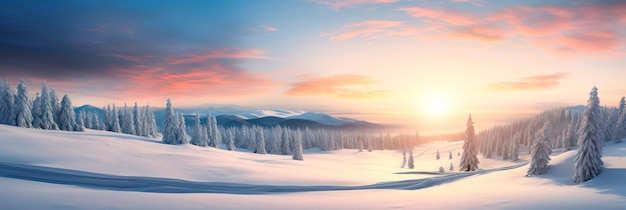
xmin=0 ymin=0 xmax=252 ymax=80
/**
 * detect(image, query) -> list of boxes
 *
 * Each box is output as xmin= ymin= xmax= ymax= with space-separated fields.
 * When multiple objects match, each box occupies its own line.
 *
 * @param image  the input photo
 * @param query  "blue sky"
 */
xmin=2 ymin=0 xmax=625 ymax=132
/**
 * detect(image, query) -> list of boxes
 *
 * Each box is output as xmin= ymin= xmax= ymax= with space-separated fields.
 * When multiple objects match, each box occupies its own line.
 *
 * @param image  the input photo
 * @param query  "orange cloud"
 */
xmin=101 ymin=64 xmax=278 ymax=101
xmin=311 ymin=0 xmax=397 ymax=10
xmin=285 ymin=74 xmax=390 ymax=99
xmin=168 ymin=49 xmax=266 ymax=65
xmin=485 ymin=72 xmax=569 ymax=92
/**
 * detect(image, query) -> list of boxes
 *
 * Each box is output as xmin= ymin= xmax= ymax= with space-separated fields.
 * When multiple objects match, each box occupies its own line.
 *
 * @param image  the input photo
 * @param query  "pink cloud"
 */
xmin=311 ymin=0 xmax=397 ymax=10
xmin=397 ymin=1 xmax=626 ymax=56
xmin=485 ymin=72 xmax=569 ymax=92
xmin=168 ymin=49 xmax=266 ymax=65
xmin=102 ymin=64 xmax=278 ymax=101
xmin=285 ymin=74 xmax=389 ymax=99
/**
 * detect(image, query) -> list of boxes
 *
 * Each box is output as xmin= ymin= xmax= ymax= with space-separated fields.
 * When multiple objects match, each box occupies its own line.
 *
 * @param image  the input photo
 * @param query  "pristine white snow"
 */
xmin=1 ymin=124 xmax=625 ymax=209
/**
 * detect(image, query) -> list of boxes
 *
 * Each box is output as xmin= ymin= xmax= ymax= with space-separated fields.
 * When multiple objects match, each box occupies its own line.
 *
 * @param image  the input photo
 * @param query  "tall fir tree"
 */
xmin=460 ymin=114 xmax=479 ymax=171
xmin=110 ymin=104 xmax=121 ymax=133
xmin=33 ymin=81 xmax=59 ymax=130
xmin=227 ymin=128 xmax=236 ymax=151
xmin=162 ymin=99 xmax=185 ymax=145
xmin=133 ymin=102 xmax=145 ymax=137
xmin=176 ymin=113 xmax=189 ymax=144
xmin=527 ymin=124 xmax=552 ymax=176
xmin=190 ymin=112 xmax=208 ymax=146
xmin=292 ymin=129 xmax=304 ymax=161
xmin=58 ymin=94 xmax=82 ymax=131
xmin=144 ymin=104 xmax=159 ymax=137
xmin=49 ymin=88 xmax=61 ymax=125
xmin=14 ymin=78 xmax=33 ymax=128
xmin=0 ymin=79 xmax=16 ymax=125
xmin=573 ymin=87 xmax=604 ymax=183
xmin=120 ymin=103 xmax=136 ymax=135
xmin=253 ymin=126 xmax=267 ymax=154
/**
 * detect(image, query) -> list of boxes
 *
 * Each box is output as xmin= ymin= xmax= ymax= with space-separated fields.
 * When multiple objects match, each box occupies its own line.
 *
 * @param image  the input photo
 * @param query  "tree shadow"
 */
xmin=580 ymin=168 xmax=626 ymax=198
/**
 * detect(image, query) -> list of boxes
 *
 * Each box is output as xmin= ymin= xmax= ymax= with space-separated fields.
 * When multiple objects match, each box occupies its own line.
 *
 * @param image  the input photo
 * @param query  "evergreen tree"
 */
xmin=527 ymin=124 xmax=552 ymax=176
xmin=573 ymin=87 xmax=604 ymax=183
xmin=615 ymin=98 xmax=626 ymax=143
xmin=133 ymin=102 xmax=145 ymax=137
xmin=14 ymin=78 xmax=33 ymax=128
xmin=408 ymin=150 xmax=415 ymax=169
xmin=227 ymin=128 xmax=236 ymax=151
xmin=190 ymin=113 xmax=208 ymax=146
xmin=76 ymin=110 xmax=85 ymax=128
xmin=460 ymin=114 xmax=479 ymax=171
xmin=58 ymin=94 xmax=82 ymax=131
xmin=449 ymin=162 xmax=454 ymax=171
xmin=177 ymin=113 xmax=188 ymax=144
xmin=162 ymin=99 xmax=184 ymax=145
xmin=436 ymin=150 xmax=440 ymax=160
xmin=110 ymin=104 xmax=121 ymax=133
xmin=510 ymin=133 xmax=520 ymax=161
xmin=0 ymin=79 xmax=17 ymax=125
xmin=49 ymin=88 xmax=61 ymax=125
xmin=90 ymin=112 xmax=102 ymax=130
xmin=449 ymin=151 xmax=453 ymax=160
xmin=33 ymin=81 xmax=59 ymax=130
xmin=281 ymin=126 xmax=291 ymax=155
xmin=292 ymin=129 xmax=304 ymax=160
xmin=144 ymin=104 xmax=159 ymax=137
xmin=120 ymin=103 xmax=136 ymax=135
xmin=439 ymin=166 xmax=445 ymax=173
xmin=253 ymin=126 xmax=267 ymax=154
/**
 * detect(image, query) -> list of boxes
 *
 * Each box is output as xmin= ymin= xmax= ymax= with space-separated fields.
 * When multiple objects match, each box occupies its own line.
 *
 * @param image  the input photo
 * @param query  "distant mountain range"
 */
xmin=74 ymin=105 xmax=386 ymax=131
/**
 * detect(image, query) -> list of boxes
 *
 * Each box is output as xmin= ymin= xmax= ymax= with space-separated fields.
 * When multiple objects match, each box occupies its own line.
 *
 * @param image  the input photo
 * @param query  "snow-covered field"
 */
xmin=1 ymin=124 xmax=625 ymax=209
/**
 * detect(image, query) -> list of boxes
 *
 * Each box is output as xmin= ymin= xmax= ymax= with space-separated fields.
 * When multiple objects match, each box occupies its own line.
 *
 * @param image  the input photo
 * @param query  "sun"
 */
xmin=426 ymin=98 xmax=448 ymax=116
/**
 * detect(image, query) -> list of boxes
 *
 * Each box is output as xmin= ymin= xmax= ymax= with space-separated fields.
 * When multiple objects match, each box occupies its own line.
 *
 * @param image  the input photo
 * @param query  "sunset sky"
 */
xmin=1 ymin=0 xmax=625 ymax=133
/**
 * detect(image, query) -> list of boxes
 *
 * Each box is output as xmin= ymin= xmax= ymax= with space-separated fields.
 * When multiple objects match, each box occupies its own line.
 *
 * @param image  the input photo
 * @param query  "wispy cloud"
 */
xmin=324 ymin=20 xmax=423 ymax=41
xmin=285 ymin=74 xmax=390 ymax=99
xmin=396 ymin=1 xmax=626 ymax=56
xmin=311 ymin=0 xmax=397 ymax=10
xmin=484 ymin=72 xmax=569 ymax=92
xmin=168 ymin=49 xmax=267 ymax=65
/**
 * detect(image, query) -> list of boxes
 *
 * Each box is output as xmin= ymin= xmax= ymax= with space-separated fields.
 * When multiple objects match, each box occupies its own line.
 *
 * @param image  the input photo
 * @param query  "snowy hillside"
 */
xmin=1 ymin=125 xmax=625 ymax=209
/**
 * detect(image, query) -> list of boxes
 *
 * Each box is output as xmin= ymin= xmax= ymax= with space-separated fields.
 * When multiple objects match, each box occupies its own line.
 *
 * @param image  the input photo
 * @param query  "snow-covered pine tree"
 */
xmin=436 ymin=150 xmax=440 ymax=160
xmin=615 ymin=99 xmax=626 ymax=143
xmin=90 ymin=113 xmax=102 ymax=130
xmin=439 ymin=166 xmax=445 ymax=173
xmin=176 ymin=113 xmax=189 ymax=144
xmin=281 ymin=126 xmax=291 ymax=155
xmin=120 ymin=103 xmax=136 ymax=135
xmin=510 ymin=132 xmax=520 ymax=161
xmin=460 ymin=114 xmax=479 ymax=171
xmin=162 ymin=99 xmax=182 ymax=145
xmin=49 ymin=88 xmax=61 ymax=125
xmin=14 ymin=78 xmax=33 ymax=128
xmin=408 ymin=150 xmax=415 ymax=169
xmin=109 ymin=104 xmax=121 ymax=132
xmin=292 ymin=129 xmax=304 ymax=161
xmin=190 ymin=113 xmax=208 ymax=147
xmin=253 ymin=125 xmax=267 ymax=154
xmin=527 ymin=124 xmax=552 ymax=176
xmin=133 ymin=102 xmax=145 ymax=137
xmin=208 ymin=115 xmax=221 ymax=148
xmin=58 ymin=94 xmax=82 ymax=131
xmin=76 ymin=110 xmax=85 ymax=128
xmin=0 ymin=79 xmax=17 ymax=125
xmin=573 ymin=86 xmax=604 ymax=184
xmin=227 ymin=128 xmax=236 ymax=151
xmin=449 ymin=162 xmax=454 ymax=171
xmin=143 ymin=104 xmax=159 ymax=137
xmin=367 ymin=137 xmax=373 ymax=152
xmin=33 ymin=81 xmax=59 ymax=130
xmin=449 ymin=151 xmax=453 ymax=160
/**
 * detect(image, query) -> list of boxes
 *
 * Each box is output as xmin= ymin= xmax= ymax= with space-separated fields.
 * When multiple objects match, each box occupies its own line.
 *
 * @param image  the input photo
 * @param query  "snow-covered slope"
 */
xmin=1 ymin=125 xmax=625 ymax=209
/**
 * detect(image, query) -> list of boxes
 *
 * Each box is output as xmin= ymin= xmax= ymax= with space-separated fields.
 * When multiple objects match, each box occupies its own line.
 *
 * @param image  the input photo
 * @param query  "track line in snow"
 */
xmin=0 ymin=161 xmax=528 ymax=194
